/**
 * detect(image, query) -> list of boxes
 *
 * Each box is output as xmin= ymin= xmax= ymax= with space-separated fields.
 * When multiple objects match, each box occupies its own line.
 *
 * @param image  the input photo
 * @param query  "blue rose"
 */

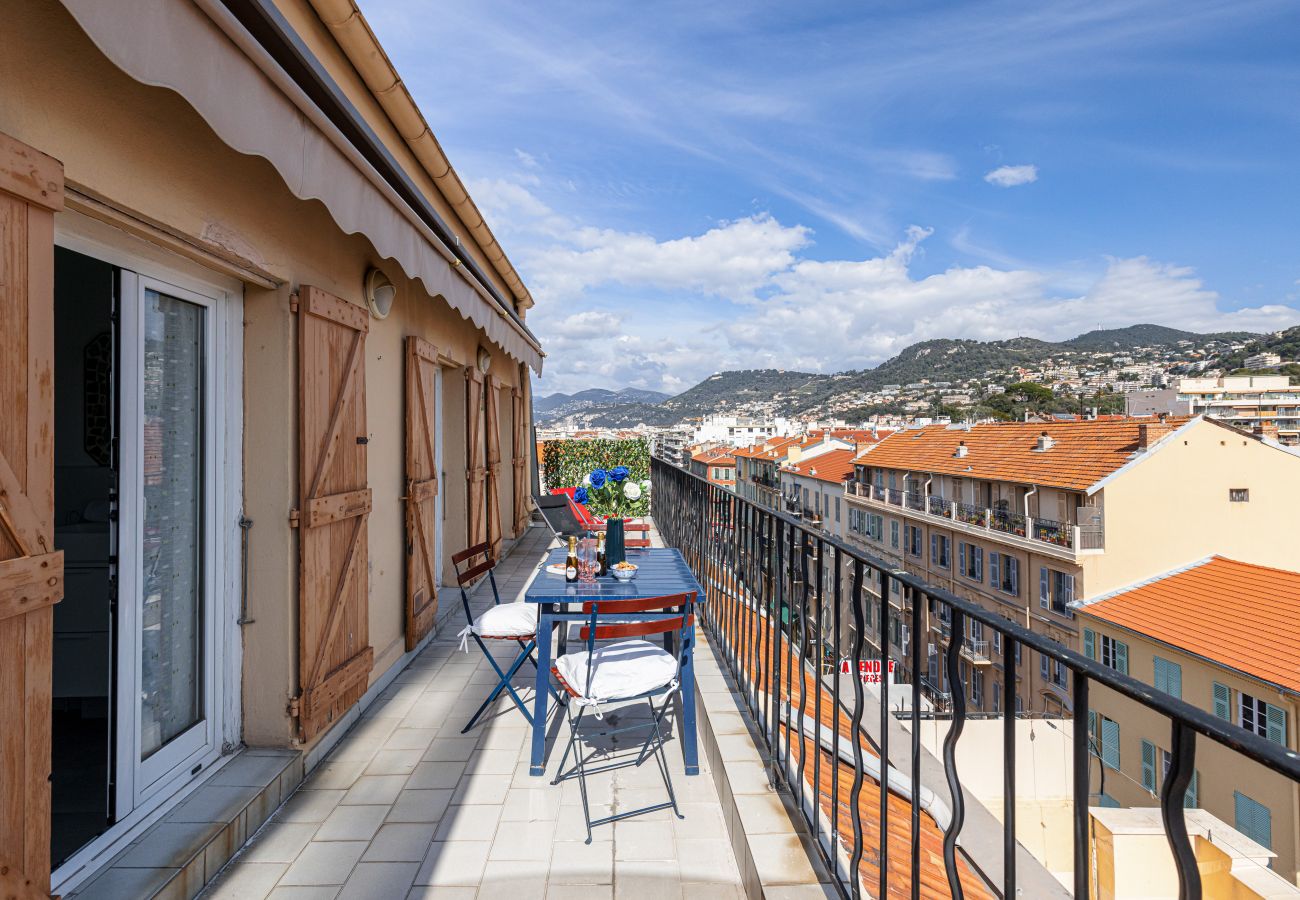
xmin=589 ymin=469 xmax=607 ymax=489
xmin=610 ymin=466 xmax=629 ymax=483
xmin=573 ymin=487 xmax=589 ymax=504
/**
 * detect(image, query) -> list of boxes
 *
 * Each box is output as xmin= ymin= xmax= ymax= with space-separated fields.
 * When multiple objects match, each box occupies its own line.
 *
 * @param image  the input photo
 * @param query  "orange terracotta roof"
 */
xmin=859 ymin=417 xmax=1195 ymax=491
xmin=1078 ymin=556 xmax=1300 ymax=693
xmin=692 ymin=448 xmax=735 ymax=465
xmin=784 ymin=448 xmax=858 ymax=485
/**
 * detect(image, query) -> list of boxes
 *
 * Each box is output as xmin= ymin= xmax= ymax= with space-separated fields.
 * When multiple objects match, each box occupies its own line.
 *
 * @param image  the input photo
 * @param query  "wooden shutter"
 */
xmin=483 ymin=374 xmax=502 ymax=560
xmin=403 ymin=337 xmax=439 ymax=650
xmin=1213 ymin=681 xmax=1231 ymax=720
xmin=510 ymin=381 xmax=530 ymax=536
xmin=465 ymin=368 xmax=485 ymax=551
xmin=294 ymin=286 xmax=373 ymax=742
xmin=0 ymin=133 xmax=64 ymax=898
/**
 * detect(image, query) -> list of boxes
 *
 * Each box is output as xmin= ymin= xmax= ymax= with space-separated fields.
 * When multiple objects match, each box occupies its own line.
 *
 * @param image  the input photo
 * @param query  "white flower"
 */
xmin=623 ymin=481 xmax=642 ymax=501
xmin=640 ymin=479 xmax=651 ymax=492
xmin=582 ymin=474 xmax=592 ymax=487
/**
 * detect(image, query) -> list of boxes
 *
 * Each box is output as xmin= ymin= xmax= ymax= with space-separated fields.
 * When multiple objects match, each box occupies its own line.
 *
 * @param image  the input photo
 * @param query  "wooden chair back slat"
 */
xmin=580 ymin=593 xmax=692 ymax=615
xmin=452 ymin=541 xmax=492 ymax=565
xmin=580 ymin=614 xmax=693 ymax=642
xmin=456 ymin=558 xmax=495 ymax=586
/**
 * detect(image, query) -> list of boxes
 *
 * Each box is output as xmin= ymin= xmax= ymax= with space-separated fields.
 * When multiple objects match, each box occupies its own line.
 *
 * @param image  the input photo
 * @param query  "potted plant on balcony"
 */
xmin=574 ymin=466 xmax=650 ymax=565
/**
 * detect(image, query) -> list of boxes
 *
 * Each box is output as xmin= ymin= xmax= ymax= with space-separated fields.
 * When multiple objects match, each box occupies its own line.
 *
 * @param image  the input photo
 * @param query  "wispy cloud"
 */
xmin=984 ymin=164 xmax=1039 ymax=187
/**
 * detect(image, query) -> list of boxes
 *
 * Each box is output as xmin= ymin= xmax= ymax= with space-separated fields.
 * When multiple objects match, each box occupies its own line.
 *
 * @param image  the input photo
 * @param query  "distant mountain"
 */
xmin=534 ymin=387 xmax=671 ymax=421
xmin=547 ymin=324 xmax=1273 ymax=427
xmin=1063 ymin=324 xmax=1255 ymax=351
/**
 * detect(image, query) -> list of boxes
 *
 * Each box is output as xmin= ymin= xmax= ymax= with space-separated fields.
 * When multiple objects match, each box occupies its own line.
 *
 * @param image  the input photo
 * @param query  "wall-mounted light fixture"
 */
xmin=364 ymin=267 xmax=396 ymax=319
xmin=477 ymin=346 xmax=492 ymax=375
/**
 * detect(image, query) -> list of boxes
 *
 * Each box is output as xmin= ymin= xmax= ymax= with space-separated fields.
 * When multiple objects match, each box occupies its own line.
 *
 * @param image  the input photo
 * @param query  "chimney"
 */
xmin=1137 ymin=417 xmax=1173 ymax=450
xmin=1254 ymin=421 xmax=1281 ymax=441
xmin=1034 ymin=431 xmax=1055 ymax=452
xmin=953 ymin=441 xmax=969 ymax=458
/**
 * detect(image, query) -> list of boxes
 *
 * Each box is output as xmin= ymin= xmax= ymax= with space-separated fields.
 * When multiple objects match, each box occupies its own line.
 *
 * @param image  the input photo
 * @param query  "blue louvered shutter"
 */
xmin=1185 ymin=770 xmax=1198 ymax=808
xmin=1039 ymin=566 xmax=1049 ymax=608
xmin=989 ymin=552 xmax=1000 ymax=590
xmin=975 ymin=547 xmax=983 ymax=581
xmin=1101 ymin=717 xmax=1120 ymax=770
xmin=1087 ymin=710 xmax=1098 ymax=750
xmin=1213 ymin=682 xmax=1231 ymax=720
xmin=1266 ymin=703 xmax=1287 ymax=746
xmin=1141 ymin=740 xmax=1156 ymax=792
xmin=1008 ymin=558 xmax=1019 ymax=595
xmin=931 ymin=534 xmax=937 ymax=563
xmin=1083 ymin=628 xmax=1095 ymax=660
xmin=1115 ymin=640 xmax=1128 ymax=675
xmin=959 ymin=542 xmax=966 ymax=575
xmin=1235 ymin=792 xmax=1273 ymax=849
xmin=1154 ymin=657 xmax=1183 ymax=699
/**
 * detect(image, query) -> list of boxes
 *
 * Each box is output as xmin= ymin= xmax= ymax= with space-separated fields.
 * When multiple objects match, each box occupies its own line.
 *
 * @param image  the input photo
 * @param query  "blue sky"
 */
xmin=365 ymin=0 xmax=1300 ymax=395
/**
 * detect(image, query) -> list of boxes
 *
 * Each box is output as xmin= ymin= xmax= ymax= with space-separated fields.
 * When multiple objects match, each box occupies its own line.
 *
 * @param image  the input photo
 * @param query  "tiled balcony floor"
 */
xmin=204 ymin=526 xmax=748 ymax=899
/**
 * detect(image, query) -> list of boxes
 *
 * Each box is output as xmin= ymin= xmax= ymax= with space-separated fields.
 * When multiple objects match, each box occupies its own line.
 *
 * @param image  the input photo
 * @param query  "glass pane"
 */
xmin=140 ymin=290 xmax=205 ymax=759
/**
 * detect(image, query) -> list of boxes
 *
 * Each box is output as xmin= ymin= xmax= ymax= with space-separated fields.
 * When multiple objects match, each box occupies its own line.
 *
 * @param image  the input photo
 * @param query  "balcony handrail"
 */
xmin=650 ymin=454 xmax=1300 ymax=900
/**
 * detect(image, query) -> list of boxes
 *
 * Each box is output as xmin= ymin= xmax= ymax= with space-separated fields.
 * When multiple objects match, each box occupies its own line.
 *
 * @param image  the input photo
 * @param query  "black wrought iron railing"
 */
xmin=651 ymin=455 xmax=1300 ymax=900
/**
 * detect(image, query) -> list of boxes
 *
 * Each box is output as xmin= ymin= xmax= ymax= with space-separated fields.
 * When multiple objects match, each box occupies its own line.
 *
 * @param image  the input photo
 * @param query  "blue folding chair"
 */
xmin=452 ymin=542 xmax=561 ymax=733
xmin=550 ymin=592 xmax=696 ymax=842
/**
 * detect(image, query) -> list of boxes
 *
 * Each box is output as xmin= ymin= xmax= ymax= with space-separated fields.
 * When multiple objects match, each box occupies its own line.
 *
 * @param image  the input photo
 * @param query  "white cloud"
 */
xmin=482 ymin=177 xmax=1297 ymax=396
xmin=984 ymin=164 xmax=1039 ymax=187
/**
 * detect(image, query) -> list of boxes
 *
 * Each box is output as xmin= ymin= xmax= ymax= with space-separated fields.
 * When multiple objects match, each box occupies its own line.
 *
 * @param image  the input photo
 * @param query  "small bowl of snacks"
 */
xmin=611 ymin=561 xmax=638 ymax=581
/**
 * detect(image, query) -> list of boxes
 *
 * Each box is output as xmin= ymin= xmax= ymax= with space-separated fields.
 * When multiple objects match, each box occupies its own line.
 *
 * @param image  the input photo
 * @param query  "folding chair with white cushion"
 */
xmin=453 ymin=542 xmax=560 ymax=732
xmin=550 ymin=592 xmax=696 ymax=843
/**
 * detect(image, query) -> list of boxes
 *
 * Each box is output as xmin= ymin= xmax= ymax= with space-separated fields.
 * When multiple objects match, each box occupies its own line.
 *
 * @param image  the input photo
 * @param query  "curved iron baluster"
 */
xmin=941 ymin=606 xmax=967 ymax=899
xmin=849 ymin=558 xmax=867 ymax=899
xmin=878 ymin=572 xmax=891 ymax=899
xmin=797 ymin=531 xmax=810 ymax=811
xmin=812 ymin=535 xmax=824 ymax=851
xmin=910 ymin=585 xmax=923 ymax=900
xmin=1073 ymin=675 xmax=1091 ymax=900
xmin=1003 ymin=635 xmax=1017 ymax=900
xmin=1162 ymin=721 xmax=1201 ymax=900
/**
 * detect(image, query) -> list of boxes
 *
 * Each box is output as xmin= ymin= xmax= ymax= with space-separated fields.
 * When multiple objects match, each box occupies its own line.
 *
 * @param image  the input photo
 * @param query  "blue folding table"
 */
xmin=525 ymin=547 xmax=704 ymax=776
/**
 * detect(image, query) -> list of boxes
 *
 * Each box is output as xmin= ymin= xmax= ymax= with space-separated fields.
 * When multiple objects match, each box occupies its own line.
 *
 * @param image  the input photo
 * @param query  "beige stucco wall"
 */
xmin=1 ymin=0 xmax=532 ymax=748
xmin=1082 ymin=418 xmax=1300 ymax=596
xmin=1080 ymin=620 xmax=1300 ymax=883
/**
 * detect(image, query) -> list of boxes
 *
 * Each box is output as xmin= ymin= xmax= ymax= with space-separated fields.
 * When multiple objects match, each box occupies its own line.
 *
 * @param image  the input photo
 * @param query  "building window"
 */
xmin=1094 ymin=633 xmax=1128 ymax=674
xmin=958 ymin=542 xmax=983 ymax=581
xmin=905 ymin=525 xmax=923 ymax=558
xmin=890 ymin=520 xmax=900 ymax=549
xmin=1234 ymin=792 xmax=1273 ymax=850
xmin=1229 ymin=488 xmax=1250 ymax=503
xmin=1041 ymin=648 xmax=1068 ymax=689
xmin=1088 ymin=711 xmax=1120 ymax=770
xmin=835 ymin=496 xmax=841 ymax=523
xmin=992 ymin=684 xmax=1001 ymax=713
xmin=1141 ymin=739 xmax=1157 ymax=792
xmin=930 ymin=534 xmax=950 ymax=569
xmin=1159 ymin=749 xmax=1199 ymax=808
xmin=1038 ymin=567 xmax=1074 ymax=616
xmin=971 ymin=670 xmax=984 ymax=706
xmin=868 ymin=513 xmax=883 ymax=540
xmin=1239 ymin=691 xmax=1287 ymax=745
xmin=989 ymin=552 xmax=1019 ymax=596
xmin=1153 ymin=656 xmax=1182 ymax=699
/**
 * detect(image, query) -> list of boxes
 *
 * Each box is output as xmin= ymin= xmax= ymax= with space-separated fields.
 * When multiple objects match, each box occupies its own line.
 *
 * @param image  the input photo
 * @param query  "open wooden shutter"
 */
xmin=484 ymin=374 xmax=502 ymax=560
xmin=403 ymin=336 xmax=439 ymax=650
xmin=294 ymin=286 xmax=373 ymax=742
xmin=0 ymin=132 xmax=64 ymax=898
xmin=465 ymin=368 xmax=486 ymax=550
xmin=510 ymin=379 xmax=530 ymax=536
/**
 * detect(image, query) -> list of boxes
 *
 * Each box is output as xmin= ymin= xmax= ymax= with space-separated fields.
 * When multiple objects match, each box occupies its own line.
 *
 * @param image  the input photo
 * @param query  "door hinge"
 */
xmin=288 ymin=695 xmax=301 ymax=718
xmin=289 ymin=508 xmax=300 ymax=528
xmin=289 ymin=292 xmax=300 ymax=314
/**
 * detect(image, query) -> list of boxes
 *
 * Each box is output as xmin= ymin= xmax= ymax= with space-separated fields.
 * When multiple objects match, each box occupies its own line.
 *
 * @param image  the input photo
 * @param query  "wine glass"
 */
xmin=578 ymin=538 xmax=598 ymax=583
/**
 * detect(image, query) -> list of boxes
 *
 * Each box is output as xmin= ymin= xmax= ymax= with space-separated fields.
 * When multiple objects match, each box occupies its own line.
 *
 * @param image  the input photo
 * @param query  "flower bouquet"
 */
xmin=572 ymin=465 xmax=650 ymax=519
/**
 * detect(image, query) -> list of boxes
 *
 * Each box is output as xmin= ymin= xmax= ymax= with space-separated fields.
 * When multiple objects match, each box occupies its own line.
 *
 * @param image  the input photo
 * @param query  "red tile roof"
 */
xmin=783 ymin=448 xmax=858 ymax=485
xmin=1078 ymin=556 xmax=1300 ymax=693
xmin=858 ymin=417 xmax=1194 ymax=491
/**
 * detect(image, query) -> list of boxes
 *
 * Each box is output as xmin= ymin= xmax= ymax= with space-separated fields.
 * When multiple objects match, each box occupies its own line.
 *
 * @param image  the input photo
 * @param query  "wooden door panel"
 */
xmin=404 ymin=336 xmax=439 ymax=650
xmin=484 ymin=374 xmax=502 ymax=559
xmin=0 ymin=131 xmax=62 ymax=895
xmin=296 ymin=286 xmax=372 ymax=742
xmin=511 ymin=380 xmax=529 ymax=536
xmin=465 ymin=368 xmax=485 ymax=552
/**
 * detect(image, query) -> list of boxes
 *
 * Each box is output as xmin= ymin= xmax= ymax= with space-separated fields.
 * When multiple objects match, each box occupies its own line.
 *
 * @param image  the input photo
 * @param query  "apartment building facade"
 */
xmin=1172 ymin=375 xmax=1300 ymax=445
xmin=689 ymin=446 xmax=737 ymax=491
xmin=1074 ymin=557 xmax=1300 ymax=882
xmin=843 ymin=416 xmax=1300 ymax=719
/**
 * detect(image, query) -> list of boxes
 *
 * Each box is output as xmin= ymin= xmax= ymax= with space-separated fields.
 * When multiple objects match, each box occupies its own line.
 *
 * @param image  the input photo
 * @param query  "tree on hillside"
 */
xmin=1005 ymin=381 xmax=1055 ymax=405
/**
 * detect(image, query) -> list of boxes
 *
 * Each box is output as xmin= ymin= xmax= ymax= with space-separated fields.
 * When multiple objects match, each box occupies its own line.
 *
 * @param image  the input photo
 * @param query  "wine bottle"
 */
xmin=596 ymin=532 xmax=608 ymax=577
xmin=565 ymin=536 xmax=579 ymax=583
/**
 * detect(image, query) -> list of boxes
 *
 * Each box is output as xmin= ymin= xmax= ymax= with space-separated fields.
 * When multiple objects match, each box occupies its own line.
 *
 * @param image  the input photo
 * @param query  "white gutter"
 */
xmin=1023 ymin=483 xmax=1037 ymax=519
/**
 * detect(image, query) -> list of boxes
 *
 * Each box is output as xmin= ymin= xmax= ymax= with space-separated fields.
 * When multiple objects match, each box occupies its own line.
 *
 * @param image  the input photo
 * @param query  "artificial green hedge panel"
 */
xmin=542 ymin=438 xmax=652 ymax=516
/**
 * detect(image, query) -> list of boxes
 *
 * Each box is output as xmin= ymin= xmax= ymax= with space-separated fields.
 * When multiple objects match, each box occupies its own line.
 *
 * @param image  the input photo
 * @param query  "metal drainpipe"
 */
xmin=1024 ymin=483 xmax=1037 ymax=519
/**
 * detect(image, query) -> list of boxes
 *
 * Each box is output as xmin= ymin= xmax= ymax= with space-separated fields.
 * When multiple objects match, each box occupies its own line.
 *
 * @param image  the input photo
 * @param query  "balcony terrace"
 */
xmin=845 ymin=481 xmax=1103 ymax=556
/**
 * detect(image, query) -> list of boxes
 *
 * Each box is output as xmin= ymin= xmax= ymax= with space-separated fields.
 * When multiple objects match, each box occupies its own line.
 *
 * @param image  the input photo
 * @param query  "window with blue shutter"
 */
xmin=931 ymin=534 xmax=937 ymax=563
xmin=1234 ymin=792 xmax=1272 ymax=850
xmin=1007 ymin=558 xmax=1019 ymax=595
xmin=1087 ymin=710 xmax=1098 ymax=754
xmin=1141 ymin=740 xmax=1156 ymax=792
xmin=1039 ymin=566 xmax=1049 ymax=608
xmin=1213 ymin=682 xmax=1231 ymax=720
xmin=959 ymin=542 xmax=966 ymax=575
xmin=1186 ymin=770 xmax=1198 ymax=808
xmin=890 ymin=520 xmax=899 ymax=548
xmin=974 ymin=547 xmax=983 ymax=581
xmin=1100 ymin=716 xmax=1120 ymax=770
xmin=989 ymin=552 xmax=1000 ymax=590
xmin=1115 ymin=641 xmax=1128 ymax=675
xmin=1266 ymin=703 xmax=1287 ymax=746
xmin=1153 ymin=657 xmax=1182 ymax=699
xmin=1083 ymin=629 xmax=1095 ymax=660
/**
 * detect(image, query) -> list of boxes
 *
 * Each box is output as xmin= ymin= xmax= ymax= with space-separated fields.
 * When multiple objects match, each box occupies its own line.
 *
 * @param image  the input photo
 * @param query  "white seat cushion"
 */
xmin=472 ymin=603 xmax=538 ymax=639
xmin=554 ymin=639 xmax=677 ymax=703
